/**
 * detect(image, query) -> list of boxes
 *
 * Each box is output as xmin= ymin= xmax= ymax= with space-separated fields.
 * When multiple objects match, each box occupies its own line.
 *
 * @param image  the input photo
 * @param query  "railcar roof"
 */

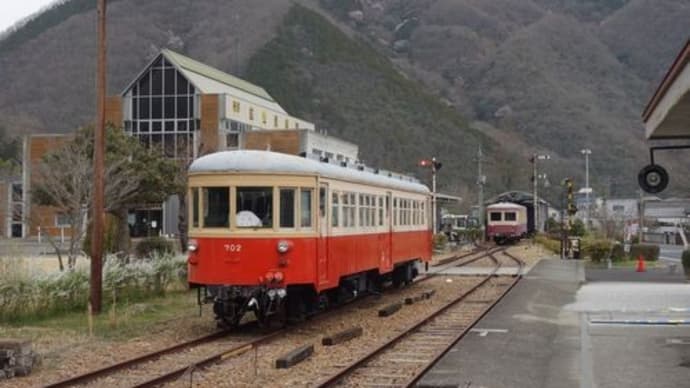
xmin=487 ymin=202 xmax=526 ymax=210
xmin=189 ymin=150 xmax=430 ymax=194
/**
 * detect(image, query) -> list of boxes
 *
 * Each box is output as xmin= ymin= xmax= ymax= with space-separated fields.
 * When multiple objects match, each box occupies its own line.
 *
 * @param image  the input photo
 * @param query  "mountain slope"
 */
xmin=1 ymin=0 xmax=689 ymax=199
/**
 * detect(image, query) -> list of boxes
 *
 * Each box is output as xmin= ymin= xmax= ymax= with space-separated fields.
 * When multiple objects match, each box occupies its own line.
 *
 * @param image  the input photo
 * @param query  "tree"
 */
xmin=32 ymin=126 xmax=179 ymax=269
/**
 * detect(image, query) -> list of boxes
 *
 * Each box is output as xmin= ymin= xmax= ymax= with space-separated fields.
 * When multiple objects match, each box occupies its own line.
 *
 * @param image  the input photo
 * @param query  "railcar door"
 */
xmin=317 ymin=184 xmax=329 ymax=286
xmin=382 ymin=192 xmax=393 ymax=272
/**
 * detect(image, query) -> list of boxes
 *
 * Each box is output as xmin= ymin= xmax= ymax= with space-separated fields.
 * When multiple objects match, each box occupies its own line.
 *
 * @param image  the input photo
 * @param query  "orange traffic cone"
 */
xmin=636 ymin=255 xmax=646 ymax=272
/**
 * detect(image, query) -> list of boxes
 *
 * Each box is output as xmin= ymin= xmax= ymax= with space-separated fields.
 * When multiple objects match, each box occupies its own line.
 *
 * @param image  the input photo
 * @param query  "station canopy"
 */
xmin=643 ymin=40 xmax=690 ymax=139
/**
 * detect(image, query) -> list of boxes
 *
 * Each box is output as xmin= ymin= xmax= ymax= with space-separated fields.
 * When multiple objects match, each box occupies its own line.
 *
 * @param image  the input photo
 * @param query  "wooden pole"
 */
xmin=91 ymin=0 xmax=107 ymax=315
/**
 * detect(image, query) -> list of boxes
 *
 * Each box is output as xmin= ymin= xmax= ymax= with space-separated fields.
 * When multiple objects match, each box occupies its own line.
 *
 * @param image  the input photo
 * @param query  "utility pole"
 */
xmin=533 ymin=154 xmax=538 ymax=233
xmin=531 ymin=154 xmax=550 ymax=233
xmin=91 ymin=0 xmax=107 ymax=315
xmin=419 ymin=158 xmax=442 ymax=234
xmin=581 ymin=149 xmax=592 ymax=227
xmin=638 ymin=189 xmax=644 ymax=243
xmin=476 ymin=146 xmax=485 ymax=229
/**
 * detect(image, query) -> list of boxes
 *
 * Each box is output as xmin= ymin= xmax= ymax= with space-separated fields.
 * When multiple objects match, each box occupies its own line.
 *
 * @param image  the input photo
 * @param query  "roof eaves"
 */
xmin=162 ymin=49 xmax=276 ymax=103
xmin=642 ymin=39 xmax=690 ymax=122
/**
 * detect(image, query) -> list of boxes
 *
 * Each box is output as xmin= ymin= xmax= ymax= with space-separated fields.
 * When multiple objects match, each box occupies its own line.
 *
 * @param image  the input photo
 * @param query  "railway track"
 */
xmin=315 ymin=249 xmax=524 ymax=388
xmin=44 ymin=246 xmax=504 ymax=388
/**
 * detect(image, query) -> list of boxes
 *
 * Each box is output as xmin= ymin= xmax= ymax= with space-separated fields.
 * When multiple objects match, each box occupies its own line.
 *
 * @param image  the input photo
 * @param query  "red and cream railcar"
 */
xmin=486 ymin=202 xmax=527 ymax=245
xmin=187 ymin=150 xmax=432 ymax=326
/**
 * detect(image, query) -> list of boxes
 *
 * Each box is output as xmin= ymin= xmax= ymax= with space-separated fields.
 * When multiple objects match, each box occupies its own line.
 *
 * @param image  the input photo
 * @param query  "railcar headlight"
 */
xmin=187 ymin=240 xmax=199 ymax=252
xmin=277 ymin=240 xmax=291 ymax=253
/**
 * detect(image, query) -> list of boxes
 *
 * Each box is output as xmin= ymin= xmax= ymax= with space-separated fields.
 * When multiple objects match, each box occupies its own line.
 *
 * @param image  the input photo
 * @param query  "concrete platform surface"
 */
xmin=417 ymin=258 xmax=690 ymax=388
xmin=418 ymin=258 xmax=584 ymax=388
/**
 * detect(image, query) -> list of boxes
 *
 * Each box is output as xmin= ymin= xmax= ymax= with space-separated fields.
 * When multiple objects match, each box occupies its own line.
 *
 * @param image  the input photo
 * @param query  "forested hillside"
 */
xmin=1 ymin=0 xmax=689 ymax=201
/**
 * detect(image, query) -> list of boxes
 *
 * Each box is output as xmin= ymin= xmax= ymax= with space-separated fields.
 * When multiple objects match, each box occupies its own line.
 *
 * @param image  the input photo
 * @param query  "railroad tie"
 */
xmin=275 ymin=344 xmax=314 ymax=369
xmin=378 ymin=302 xmax=403 ymax=317
xmin=322 ymin=326 xmax=363 ymax=346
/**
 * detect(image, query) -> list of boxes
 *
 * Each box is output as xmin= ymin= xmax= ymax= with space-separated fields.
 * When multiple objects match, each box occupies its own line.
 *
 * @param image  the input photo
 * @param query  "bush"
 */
xmin=682 ymin=250 xmax=690 ymax=276
xmin=135 ymin=237 xmax=175 ymax=259
xmin=629 ymin=243 xmax=659 ymax=261
xmin=0 ymin=254 xmax=187 ymax=322
xmin=583 ymin=239 xmax=613 ymax=262
xmin=610 ymin=242 xmax=626 ymax=262
xmin=433 ymin=233 xmax=448 ymax=250
xmin=535 ymin=234 xmax=560 ymax=253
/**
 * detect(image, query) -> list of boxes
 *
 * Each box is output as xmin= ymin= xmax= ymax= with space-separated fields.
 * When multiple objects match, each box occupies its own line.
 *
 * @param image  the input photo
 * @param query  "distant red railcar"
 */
xmin=486 ymin=202 xmax=528 ymax=244
xmin=187 ymin=150 xmax=432 ymax=326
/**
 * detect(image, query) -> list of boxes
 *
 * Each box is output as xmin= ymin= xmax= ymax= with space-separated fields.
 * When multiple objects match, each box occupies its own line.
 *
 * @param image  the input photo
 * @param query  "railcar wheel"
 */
xmin=638 ymin=164 xmax=669 ymax=194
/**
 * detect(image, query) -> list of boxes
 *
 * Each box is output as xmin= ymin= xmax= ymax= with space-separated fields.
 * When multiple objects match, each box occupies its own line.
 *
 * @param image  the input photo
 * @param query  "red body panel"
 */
xmin=188 ymin=230 xmax=431 ymax=293
xmin=487 ymin=224 xmax=527 ymax=238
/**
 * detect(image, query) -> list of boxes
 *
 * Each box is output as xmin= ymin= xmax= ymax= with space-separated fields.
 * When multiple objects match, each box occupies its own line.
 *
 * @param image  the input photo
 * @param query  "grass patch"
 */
xmin=585 ymin=259 xmax=665 ymax=269
xmin=0 ymin=290 xmax=205 ymax=341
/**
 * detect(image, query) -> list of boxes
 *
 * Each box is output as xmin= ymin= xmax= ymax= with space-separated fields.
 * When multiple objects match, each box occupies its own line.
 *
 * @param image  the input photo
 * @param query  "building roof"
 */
xmin=161 ymin=49 xmax=275 ymax=102
xmin=189 ymin=150 xmax=430 ymax=194
xmin=641 ymin=39 xmax=690 ymax=139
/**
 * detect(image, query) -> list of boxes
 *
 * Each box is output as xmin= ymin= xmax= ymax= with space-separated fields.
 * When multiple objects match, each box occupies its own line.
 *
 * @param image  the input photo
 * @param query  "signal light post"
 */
xmin=530 ymin=153 xmax=550 ymax=233
xmin=419 ymin=158 xmax=442 ymax=234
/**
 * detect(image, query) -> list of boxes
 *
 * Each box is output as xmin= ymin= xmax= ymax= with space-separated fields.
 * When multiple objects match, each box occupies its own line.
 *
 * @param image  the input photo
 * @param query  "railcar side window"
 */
xmin=300 ymin=189 xmax=313 ymax=228
xmin=192 ymin=188 xmax=199 ymax=228
xmin=378 ymin=197 xmax=384 ymax=226
xmin=203 ymin=187 xmax=229 ymax=228
xmin=279 ymin=188 xmax=296 ymax=228
xmin=490 ymin=212 xmax=502 ymax=221
xmin=332 ymin=193 xmax=340 ymax=227
xmin=236 ymin=187 xmax=273 ymax=228
xmin=504 ymin=212 xmax=516 ymax=221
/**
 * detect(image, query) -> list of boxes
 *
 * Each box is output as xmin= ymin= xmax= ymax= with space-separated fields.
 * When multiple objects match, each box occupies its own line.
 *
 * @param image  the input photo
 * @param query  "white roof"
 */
xmin=487 ymin=202 xmax=526 ymax=210
xmin=190 ymin=151 xmax=430 ymax=194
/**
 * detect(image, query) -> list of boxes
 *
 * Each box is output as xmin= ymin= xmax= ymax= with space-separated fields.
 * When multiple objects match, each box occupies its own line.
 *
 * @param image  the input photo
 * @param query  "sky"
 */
xmin=0 ymin=0 xmax=58 ymax=34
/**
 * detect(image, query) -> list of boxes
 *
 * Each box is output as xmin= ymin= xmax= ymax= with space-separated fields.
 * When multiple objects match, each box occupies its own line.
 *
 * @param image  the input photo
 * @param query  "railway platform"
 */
xmin=418 ymin=257 xmax=690 ymax=388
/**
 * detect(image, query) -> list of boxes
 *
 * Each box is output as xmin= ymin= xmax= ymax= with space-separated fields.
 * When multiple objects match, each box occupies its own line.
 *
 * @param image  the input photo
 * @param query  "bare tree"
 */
xmin=33 ymin=137 xmax=141 ymax=270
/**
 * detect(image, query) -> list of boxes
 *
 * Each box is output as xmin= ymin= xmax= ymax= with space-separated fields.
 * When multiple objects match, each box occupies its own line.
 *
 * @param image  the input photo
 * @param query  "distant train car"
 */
xmin=486 ymin=202 xmax=527 ymax=244
xmin=187 ymin=150 xmax=432 ymax=327
xmin=441 ymin=214 xmax=479 ymax=242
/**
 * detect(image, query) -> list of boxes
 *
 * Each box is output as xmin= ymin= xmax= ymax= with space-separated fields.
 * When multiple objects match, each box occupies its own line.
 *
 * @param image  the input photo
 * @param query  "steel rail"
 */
xmin=403 ymin=250 xmax=525 ymax=387
xmin=130 ymin=249 xmax=500 ymax=387
xmin=45 ymin=247 xmax=498 ymax=388
xmin=132 ymin=330 xmax=284 ymax=388
xmin=314 ymin=250 xmax=505 ymax=387
xmin=43 ymin=324 xmax=260 ymax=388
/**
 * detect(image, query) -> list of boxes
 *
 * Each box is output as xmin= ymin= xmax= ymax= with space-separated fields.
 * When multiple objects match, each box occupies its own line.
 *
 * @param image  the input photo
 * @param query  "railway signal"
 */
xmin=419 ymin=157 xmax=441 ymax=234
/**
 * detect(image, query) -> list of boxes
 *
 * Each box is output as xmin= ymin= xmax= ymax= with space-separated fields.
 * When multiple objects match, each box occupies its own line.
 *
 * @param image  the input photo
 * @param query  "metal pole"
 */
xmin=477 ymin=146 xmax=484 ymax=230
xmin=533 ymin=154 xmax=538 ymax=233
xmin=91 ymin=0 xmax=107 ymax=315
xmin=585 ymin=152 xmax=589 ymax=225
xmin=432 ymin=158 xmax=437 ymax=235
xmin=638 ymin=190 xmax=644 ymax=243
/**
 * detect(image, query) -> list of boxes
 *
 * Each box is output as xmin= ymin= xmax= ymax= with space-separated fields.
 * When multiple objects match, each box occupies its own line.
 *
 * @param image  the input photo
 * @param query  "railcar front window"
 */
xmin=490 ymin=212 xmax=502 ymax=221
xmin=236 ymin=187 xmax=273 ymax=228
xmin=504 ymin=212 xmax=516 ymax=221
xmin=301 ymin=189 xmax=313 ymax=228
xmin=203 ymin=187 xmax=229 ymax=228
xmin=280 ymin=188 xmax=296 ymax=228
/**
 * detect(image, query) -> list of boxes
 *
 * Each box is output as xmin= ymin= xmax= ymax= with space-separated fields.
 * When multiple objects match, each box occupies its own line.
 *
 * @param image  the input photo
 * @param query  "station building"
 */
xmin=4 ymin=49 xmax=358 ymax=239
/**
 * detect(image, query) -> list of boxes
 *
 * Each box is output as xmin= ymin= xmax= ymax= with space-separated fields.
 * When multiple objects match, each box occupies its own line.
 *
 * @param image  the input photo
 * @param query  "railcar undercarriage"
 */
xmin=197 ymin=260 xmax=420 ymax=328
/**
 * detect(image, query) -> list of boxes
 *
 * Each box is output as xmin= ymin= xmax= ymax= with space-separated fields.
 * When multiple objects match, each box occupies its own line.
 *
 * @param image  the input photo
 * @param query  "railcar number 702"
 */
xmin=224 ymin=244 xmax=242 ymax=252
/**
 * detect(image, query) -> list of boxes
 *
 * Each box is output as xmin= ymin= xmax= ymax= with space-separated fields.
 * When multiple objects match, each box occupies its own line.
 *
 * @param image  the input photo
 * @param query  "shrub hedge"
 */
xmin=0 ymin=254 xmax=187 ymax=322
xmin=629 ymin=244 xmax=659 ymax=261
xmin=135 ymin=237 xmax=175 ymax=259
xmin=433 ymin=233 xmax=448 ymax=251
xmin=583 ymin=239 xmax=613 ymax=262
xmin=535 ymin=234 xmax=560 ymax=253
